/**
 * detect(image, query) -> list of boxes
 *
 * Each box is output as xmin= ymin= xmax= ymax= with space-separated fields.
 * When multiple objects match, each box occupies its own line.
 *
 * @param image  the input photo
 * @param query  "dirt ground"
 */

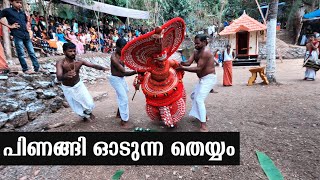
xmin=1 ymin=59 xmax=319 ymax=180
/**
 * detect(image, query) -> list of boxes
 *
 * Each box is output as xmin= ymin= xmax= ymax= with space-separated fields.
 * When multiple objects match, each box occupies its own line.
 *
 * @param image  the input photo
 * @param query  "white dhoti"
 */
xmin=60 ymin=80 xmax=95 ymax=118
xmin=189 ymin=74 xmax=217 ymax=122
xmin=108 ymin=75 xmax=129 ymax=121
xmin=304 ymin=51 xmax=318 ymax=80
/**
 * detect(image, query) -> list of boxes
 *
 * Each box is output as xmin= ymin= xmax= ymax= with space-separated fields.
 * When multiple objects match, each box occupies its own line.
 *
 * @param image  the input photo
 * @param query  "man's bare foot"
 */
xmin=120 ymin=120 xmax=133 ymax=129
xmin=116 ymin=108 xmax=121 ymax=118
xmin=199 ymin=122 xmax=208 ymax=132
xmin=210 ymin=89 xmax=218 ymax=93
xmin=199 ymin=127 xmax=209 ymax=132
xmin=89 ymin=113 xmax=96 ymax=121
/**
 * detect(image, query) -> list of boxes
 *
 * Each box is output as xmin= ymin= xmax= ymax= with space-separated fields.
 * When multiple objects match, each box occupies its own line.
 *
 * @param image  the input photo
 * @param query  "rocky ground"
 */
xmin=0 ymin=58 xmax=319 ymax=179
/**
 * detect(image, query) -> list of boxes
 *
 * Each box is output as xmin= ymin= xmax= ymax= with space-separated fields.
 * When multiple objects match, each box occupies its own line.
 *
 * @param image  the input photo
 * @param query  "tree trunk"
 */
xmin=293 ymin=5 xmax=304 ymax=45
xmin=265 ymin=0 xmax=278 ymax=83
xmin=2 ymin=0 xmax=12 ymax=59
xmin=45 ymin=0 xmax=53 ymax=32
xmin=217 ymin=0 xmax=227 ymax=33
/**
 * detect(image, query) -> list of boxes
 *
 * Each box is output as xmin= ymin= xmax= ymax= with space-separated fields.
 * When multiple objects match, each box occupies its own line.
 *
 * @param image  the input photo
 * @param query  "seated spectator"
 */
xmin=43 ymin=29 xmax=57 ymax=52
xmin=30 ymin=14 xmax=37 ymax=29
xmin=38 ymin=16 xmax=46 ymax=31
xmin=56 ymin=28 xmax=67 ymax=54
xmin=32 ymin=26 xmax=52 ymax=55
xmin=89 ymin=40 xmax=97 ymax=52
xmin=68 ymin=31 xmax=84 ymax=54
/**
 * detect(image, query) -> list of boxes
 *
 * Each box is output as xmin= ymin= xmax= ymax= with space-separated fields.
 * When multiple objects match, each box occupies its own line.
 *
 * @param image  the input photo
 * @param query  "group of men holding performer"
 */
xmin=54 ymin=31 xmax=320 ymax=132
xmin=56 ymin=33 xmax=222 ymax=132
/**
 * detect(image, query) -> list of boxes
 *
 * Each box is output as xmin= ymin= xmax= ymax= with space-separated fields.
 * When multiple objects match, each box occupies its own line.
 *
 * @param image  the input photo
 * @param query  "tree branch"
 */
xmin=302 ymin=0 xmax=312 ymax=6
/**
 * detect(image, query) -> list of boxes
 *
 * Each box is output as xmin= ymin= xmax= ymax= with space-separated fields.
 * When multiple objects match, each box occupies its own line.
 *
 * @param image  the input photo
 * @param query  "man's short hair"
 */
xmin=195 ymin=34 xmax=208 ymax=42
xmin=63 ymin=42 xmax=76 ymax=51
xmin=116 ymin=38 xmax=127 ymax=48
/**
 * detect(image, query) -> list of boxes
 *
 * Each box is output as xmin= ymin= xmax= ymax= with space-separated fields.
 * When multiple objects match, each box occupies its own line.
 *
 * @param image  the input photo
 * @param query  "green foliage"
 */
xmin=56 ymin=4 xmax=77 ymax=19
xmin=160 ymin=0 xmax=193 ymax=20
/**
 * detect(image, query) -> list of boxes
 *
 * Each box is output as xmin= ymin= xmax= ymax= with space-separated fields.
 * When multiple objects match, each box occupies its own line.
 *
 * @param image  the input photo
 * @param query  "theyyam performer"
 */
xmin=121 ymin=17 xmax=186 ymax=128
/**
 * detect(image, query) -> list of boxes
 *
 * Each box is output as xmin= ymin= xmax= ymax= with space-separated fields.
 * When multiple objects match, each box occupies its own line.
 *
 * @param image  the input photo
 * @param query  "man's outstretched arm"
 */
xmin=81 ymin=59 xmax=108 ymax=71
xmin=178 ymin=52 xmax=209 ymax=73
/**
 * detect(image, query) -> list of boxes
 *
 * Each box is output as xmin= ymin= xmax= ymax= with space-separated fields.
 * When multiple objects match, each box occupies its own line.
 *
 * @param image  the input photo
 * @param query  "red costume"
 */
xmin=121 ymin=17 xmax=186 ymax=127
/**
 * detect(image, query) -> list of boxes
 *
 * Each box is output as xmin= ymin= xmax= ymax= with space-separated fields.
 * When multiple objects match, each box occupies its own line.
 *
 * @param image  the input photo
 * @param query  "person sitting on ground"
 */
xmin=56 ymin=42 xmax=108 ymax=121
xmin=68 ymin=31 xmax=84 ymax=54
xmin=56 ymin=28 xmax=67 ymax=55
xmin=32 ymin=25 xmax=52 ymax=55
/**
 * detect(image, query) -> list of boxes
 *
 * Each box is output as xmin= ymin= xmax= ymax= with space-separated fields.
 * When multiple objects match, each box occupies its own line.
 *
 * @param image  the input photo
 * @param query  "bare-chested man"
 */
xmin=178 ymin=34 xmax=217 ymax=132
xmin=56 ymin=42 xmax=108 ymax=121
xmin=108 ymin=38 xmax=136 ymax=128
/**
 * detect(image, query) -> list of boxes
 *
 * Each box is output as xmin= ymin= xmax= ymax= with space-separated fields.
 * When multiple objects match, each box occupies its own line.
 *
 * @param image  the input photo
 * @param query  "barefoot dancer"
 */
xmin=56 ymin=42 xmax=108 ymax=121
xmin=108 ymin=38 xmax=136 ymax=128
xmin=178 ymin=34 xmax=217 ymax=132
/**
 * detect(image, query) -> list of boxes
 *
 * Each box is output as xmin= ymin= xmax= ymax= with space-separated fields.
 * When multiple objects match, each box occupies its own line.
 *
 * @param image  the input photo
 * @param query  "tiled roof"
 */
xmin=219 ymin=11 xmax=266 ymax=36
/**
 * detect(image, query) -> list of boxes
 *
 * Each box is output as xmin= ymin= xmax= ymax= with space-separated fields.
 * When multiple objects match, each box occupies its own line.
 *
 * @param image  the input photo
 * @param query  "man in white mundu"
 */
xmin=179 ymin=34 xmax=217 ymax=132
xmin=56 ymin=42 xmax=108 ymax=121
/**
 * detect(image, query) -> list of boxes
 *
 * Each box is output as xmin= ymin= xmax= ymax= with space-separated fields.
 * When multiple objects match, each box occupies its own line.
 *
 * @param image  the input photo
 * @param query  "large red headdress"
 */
xmin=121 ymin=17 xmax=186 ymax=72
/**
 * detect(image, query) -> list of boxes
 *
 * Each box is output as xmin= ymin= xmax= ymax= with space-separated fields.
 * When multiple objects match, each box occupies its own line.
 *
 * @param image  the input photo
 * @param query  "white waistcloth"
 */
xmin=305 ymin=51 xmax=318 ymax=62
xmin=60 ymin=80 xmax=95 ymax=118
xmin=189 ymin=74 xmax=217 ymax=122
xmin=305 ymin=50 xmax=318 ymax=79
xmin=305 ymin=68 xmax=316 ymax=79
xmin=108 ymin=75 xmax=130 ymax=121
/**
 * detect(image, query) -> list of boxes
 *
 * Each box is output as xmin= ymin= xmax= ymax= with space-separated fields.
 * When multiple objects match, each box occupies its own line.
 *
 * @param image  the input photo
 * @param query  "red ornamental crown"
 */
xmin=121 ymin=17 xmax=186 ymax=72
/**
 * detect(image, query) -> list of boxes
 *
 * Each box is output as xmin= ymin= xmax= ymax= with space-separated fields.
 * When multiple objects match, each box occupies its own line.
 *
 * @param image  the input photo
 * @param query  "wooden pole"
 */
xmin=254 ymin=0 xmax=266 ymax=24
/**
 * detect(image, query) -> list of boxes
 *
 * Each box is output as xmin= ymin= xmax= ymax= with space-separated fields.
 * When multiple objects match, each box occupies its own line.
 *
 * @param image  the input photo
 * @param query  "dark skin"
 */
xmin=178 ymin=38 xmax=216 ymax=78
xmin=177 ymin=38 xmax=216 ymax=132
xmin=110 ymin=45 xmax=136 ymax=128
xmin=222 ymin=46 xmax=235 ymax=61
xmin=306 ymin=37 xmax=319 ymax=55
xmin=56 ymin=47 xmax=107 ymax=121
xmin=56 ymin=48 xmax=108 ymax=86
xmin=110 ymin=47 xmax=136 ymax=77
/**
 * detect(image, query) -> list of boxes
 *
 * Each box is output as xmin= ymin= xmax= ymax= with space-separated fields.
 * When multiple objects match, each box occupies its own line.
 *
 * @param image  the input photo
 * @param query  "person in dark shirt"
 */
xmin=0 ymin=0 xmax=41 ymax=74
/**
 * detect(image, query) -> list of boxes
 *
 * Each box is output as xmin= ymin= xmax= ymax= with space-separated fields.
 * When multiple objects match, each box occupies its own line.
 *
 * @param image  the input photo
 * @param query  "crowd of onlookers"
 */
xmin=22 ymin=11 xmax=152 ymax=56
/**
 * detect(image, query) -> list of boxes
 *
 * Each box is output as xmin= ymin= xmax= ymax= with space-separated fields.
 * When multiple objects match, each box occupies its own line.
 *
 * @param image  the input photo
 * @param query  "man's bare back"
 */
xmin=110 ymin=52 xmax=136 ymax=77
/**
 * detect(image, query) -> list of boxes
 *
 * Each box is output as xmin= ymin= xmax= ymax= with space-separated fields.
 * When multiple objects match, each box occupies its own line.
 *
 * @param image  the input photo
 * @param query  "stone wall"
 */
xmin=0 ymin=55 xmax=111 ymax=130
xmin=0 ymin=74 xmax=64 ymax=129
xmin=258 ymin=41 xmax=305 ymax=60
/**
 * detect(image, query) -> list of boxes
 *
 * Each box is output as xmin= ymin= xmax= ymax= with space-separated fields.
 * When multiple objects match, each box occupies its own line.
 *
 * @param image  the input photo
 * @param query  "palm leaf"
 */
xmin=111 ymin=169 xmax=124 ymax=180
xmin=256 ymin=151 xmax=284 ymax=180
